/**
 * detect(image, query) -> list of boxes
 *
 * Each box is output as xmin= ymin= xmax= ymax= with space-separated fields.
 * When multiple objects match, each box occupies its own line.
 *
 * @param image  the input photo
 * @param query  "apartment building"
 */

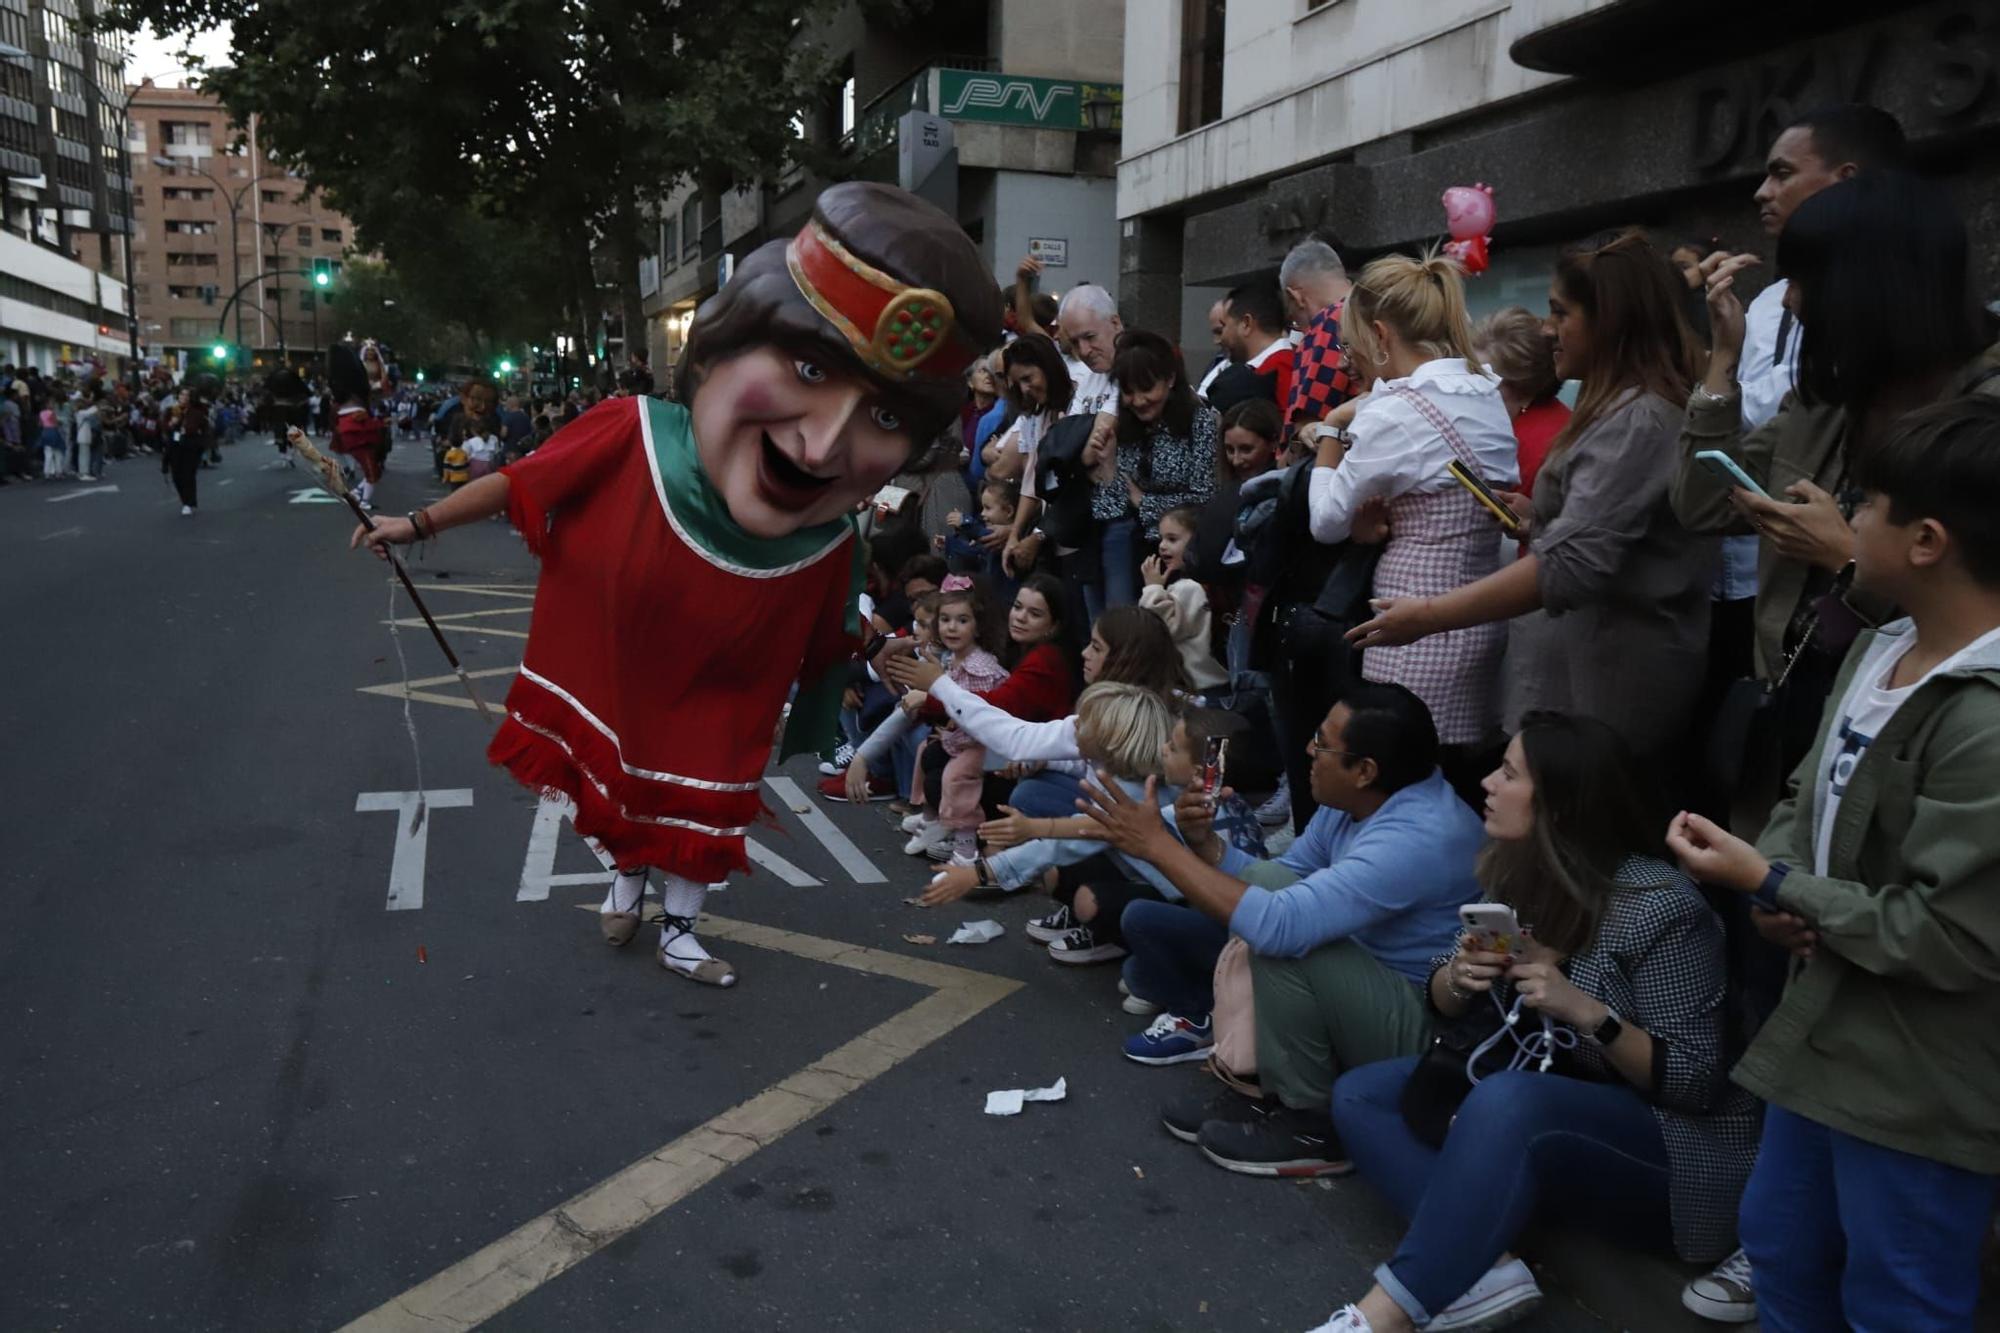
xmin=0 ymin=0 xmax=132 ymax=370
xmin=1117 ymin=0 xmax=2000 ymax=348
xmin=639 ymin=0 xmax=1125 ymax=373
xmin=124 ymin=80 xmax=358 ymax=370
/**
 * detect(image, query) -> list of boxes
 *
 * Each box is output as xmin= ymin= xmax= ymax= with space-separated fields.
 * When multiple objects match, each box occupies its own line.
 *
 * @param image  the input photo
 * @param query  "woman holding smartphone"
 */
xmin=1309 ymin=713 xmax=1756 ymax=1333
xmin=1347 ymin=231 xmax=1718 ymax=772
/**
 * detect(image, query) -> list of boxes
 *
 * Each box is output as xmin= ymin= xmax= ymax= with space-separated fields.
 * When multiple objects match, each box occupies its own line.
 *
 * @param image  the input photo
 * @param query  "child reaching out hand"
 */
xmin=903 ymin=579 xmax=1010 ymax=862
xmin=1139 ymin=505 xmax=1227 ymax=693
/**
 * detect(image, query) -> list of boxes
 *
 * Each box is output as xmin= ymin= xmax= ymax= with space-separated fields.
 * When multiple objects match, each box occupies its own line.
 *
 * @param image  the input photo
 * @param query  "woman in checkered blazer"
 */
xmin=1314 ymin=713 xmax=1758 ymax=1333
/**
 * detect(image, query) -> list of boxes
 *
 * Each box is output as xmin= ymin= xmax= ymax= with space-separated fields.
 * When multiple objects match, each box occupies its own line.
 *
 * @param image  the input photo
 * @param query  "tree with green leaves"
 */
xmin=101 ymin=0 xmax=854 ymax=370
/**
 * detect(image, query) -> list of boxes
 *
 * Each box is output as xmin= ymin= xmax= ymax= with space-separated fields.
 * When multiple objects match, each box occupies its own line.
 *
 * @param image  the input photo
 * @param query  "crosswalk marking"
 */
xmin=355 ymin=789 xmax=476 ymax=911
xmin=763 ymin=776 xmax=886 ymax=884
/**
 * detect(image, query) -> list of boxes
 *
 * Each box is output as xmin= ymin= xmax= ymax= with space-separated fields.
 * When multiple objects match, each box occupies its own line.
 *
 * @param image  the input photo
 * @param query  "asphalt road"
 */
xmin=0 ymin=435 xmax=1633 ymax=1331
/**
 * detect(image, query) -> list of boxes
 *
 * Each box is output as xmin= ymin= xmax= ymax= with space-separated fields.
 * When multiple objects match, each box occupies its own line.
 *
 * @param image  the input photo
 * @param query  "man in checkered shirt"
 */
xmin=1280 ymin=238 xmax=1358 ymax=431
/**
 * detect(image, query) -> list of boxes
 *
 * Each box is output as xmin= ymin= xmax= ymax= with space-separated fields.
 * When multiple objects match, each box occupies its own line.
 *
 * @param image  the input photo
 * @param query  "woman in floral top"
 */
xmin=1089 ymin=330 xmax=1219 ymax=610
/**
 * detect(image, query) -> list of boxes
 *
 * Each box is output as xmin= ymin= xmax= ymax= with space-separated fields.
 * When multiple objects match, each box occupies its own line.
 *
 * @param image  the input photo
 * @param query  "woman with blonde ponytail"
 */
xmin=1306 ymin=249 xmax=1520 ymax=796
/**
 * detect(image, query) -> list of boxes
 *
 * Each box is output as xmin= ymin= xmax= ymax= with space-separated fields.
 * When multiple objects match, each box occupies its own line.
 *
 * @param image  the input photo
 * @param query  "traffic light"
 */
xmin=210 ymin=342 xmax=231 ymax=363
xmin=415 ymin=370 xmax=425 ymax=383
xmin=497 ymin=358 xmax=514 ymax=375
xmin=310 ymin=256 xmax=333 ymax=288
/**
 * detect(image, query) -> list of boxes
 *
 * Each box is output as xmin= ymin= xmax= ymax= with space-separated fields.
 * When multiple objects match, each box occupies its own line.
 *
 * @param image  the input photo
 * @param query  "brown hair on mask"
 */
xmin=676 ymin=182 xmax=1003 ymax=459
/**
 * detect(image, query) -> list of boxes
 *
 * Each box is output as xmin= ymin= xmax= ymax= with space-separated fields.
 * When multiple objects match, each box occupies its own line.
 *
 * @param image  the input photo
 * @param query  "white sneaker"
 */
xmin=818 ymin=741 xmax=855 ymax=776
xmin=1427 ymin=1257 xmax=1542 ymax=1331
xmin=1255 ymin=778 xmax=1292 ymax=828
xmin=1121 ymin=992 xmax=1162 ymax=1016
xmin=1047 ymin=925 xmax=1126 ymax=965
xmin=902 ymin=821 xmax=949 ymax=858
xmin=1682 ymin=1248 xmax=1757 ymax=1324
xmin=1302 ymin=1306 xmax=1372 ymax=1333
xmin=899 ymin=811 xmax=927 ymax=834
xmin=180 ymin=504 xmax=193 ymax=516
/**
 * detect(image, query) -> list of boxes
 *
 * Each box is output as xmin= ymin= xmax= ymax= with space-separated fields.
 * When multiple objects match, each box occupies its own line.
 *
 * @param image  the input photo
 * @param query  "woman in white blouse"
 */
xmin=1306 ymin=252 xmax=1520 ymax=797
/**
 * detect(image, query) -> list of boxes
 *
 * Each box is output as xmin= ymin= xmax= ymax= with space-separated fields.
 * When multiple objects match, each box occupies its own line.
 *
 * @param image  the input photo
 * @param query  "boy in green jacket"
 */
xmin=1669 ymin=396 xmax=2000 ymax=1330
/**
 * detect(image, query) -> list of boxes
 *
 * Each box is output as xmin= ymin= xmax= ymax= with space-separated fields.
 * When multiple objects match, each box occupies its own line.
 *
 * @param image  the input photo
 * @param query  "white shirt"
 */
xmin=1069 ymin=365 xmax=1120 ymax=420
xmin=1246 ymin=338 xmax=1290 ymax=371
xmin=1307 ymin=358 xmax=1520 ymax=544
xmin=1740 ymin=280 xmax=1800 ymax=430
xmin=1813 ymin=622 xmax=2000 ymax=874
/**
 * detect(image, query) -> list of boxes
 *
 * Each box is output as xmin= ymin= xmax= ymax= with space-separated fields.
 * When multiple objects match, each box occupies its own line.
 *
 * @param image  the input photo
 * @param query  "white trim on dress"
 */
xmin=517 ymin=664 xmax=763 ymax=792
xmin=508 ymin=713 xmax=756 ymax=838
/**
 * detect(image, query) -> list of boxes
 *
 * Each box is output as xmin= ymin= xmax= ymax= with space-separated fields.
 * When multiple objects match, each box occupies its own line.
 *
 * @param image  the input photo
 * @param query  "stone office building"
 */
xmin=1117 ymin=0 xmax=2000 ymax=349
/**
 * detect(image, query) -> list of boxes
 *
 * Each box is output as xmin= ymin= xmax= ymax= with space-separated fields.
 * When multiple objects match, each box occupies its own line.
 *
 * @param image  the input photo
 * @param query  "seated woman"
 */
xmin=1313 ymin=711 xmax=1757 ymax=1333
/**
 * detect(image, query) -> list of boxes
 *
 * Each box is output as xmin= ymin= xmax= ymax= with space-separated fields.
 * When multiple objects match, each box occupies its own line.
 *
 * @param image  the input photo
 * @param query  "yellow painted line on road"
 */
xmin=358 ymin=665 xmax=518 ymax=713
xmin=336 ymin=913 xmax=1019 ymax=1332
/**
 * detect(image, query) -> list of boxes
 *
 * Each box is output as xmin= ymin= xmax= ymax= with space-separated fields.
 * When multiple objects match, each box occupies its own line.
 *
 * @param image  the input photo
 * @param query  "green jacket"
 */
xmin=1669 ymin=345 xmax=2000 ymax=681
xmin=1734 ymin=622 xmax=2000 ymax=1173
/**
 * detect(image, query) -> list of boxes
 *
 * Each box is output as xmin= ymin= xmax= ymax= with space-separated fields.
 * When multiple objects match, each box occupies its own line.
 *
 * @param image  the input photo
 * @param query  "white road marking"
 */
xmin=516 ymin=796 xmax=619 ymax=902
xmin=46 ymin=484 xmax=118 ymax=503
xmin=746 ymin=838 xmax=821 ymax=887
xmin=288 ymin=488 xmax=343 ymax=505
xmin=39 ymin=526 xmax=83 ymax=540
xmin=763 ymin=776 xmax=885 ymax=884
xmin=355 ymin=789 xmax=475 ymax=911
xmin=218 ymin=478 xmax=234 ymax=486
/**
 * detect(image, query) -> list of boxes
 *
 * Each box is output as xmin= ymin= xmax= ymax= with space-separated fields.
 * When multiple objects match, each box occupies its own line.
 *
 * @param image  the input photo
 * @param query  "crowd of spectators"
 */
xmin=797 ymin=102 xmax=1999 ymax=1333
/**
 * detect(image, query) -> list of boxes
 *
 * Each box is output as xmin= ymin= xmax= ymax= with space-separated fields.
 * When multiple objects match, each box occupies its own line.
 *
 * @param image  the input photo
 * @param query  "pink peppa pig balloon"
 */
xmin=1441 ymin=183 xmax=1495 ymax=242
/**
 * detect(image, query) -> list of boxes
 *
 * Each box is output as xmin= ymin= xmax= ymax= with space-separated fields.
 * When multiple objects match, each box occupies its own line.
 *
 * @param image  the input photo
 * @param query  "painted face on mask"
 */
xmin=689 ymin=346 xmax=914 ymax=539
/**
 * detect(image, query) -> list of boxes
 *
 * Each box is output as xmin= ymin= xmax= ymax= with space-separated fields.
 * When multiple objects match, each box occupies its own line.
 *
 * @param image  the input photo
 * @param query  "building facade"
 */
xmin=123 ymin=81 xmax=359 ymax=372
xmin=638 ymin=0 xmax=1125 ymax=375
xmin=1117 ymin=0 xmax=2000 ymax=350
xmin=0 ymin=0 xmax=132 ymax=371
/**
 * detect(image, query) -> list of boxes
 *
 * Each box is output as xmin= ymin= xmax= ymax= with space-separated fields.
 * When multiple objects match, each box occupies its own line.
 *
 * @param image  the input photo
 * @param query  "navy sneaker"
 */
xmin=1123 ymin=1012 xmax=1215 ymax=1066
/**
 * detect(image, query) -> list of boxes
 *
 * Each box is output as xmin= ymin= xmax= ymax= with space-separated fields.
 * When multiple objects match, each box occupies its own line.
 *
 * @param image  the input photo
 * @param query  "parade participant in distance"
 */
xmin=350 ymin=182 xmax=1002 ymax=987
xmin=328 ymin=344 xmax=391 ymax=511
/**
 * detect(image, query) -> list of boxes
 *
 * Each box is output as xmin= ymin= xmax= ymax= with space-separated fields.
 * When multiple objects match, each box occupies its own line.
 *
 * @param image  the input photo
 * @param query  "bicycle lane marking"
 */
xmin=336 ymin=913 xmax=1018 ymax=1332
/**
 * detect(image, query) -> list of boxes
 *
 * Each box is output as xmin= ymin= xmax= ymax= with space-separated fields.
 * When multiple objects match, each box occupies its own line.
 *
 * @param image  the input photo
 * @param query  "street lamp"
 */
xmin=1081 ymin=94 xmax=1120 ymax=135
xmin=2 ymin=40 xmax=144 ymax=386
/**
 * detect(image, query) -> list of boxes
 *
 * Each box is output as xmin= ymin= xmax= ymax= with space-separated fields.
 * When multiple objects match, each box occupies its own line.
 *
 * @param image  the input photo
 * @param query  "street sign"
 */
xmin=1028 ymin=237 xmax=1068 ymax=268
xmin=937 ymin=70 xmax=1122 ymax=129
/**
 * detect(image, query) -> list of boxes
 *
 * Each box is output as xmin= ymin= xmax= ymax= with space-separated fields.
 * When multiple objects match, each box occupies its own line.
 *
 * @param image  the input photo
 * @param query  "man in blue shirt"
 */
xmin=1081 ymin=682 xmax=1485 ymax=1177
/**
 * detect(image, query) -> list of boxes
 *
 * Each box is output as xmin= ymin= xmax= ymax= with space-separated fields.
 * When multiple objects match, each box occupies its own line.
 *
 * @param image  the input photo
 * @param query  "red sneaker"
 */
xmin=818 ymin=770 xmax=894 ymax=802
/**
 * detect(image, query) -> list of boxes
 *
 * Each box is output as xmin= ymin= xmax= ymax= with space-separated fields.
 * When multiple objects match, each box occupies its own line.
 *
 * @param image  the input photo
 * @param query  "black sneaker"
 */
xmin=1024 ymin=904 xmax=1074 ymax=943
xmin=1160 ymin=1084 xmax=1271 ymax=1144
xmin=1197 ymin=1106 xmax=1352 ymax=1177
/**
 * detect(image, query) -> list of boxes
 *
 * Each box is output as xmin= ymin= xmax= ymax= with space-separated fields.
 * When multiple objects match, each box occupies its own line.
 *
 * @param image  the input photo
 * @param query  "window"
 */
xmin=839 ymin=74 xmax=856 ymax=139
xmin=164 ymin=219 xmax=213 ymax=235
xmin=131 ymin=184 xmax=143 ymax=205
xmin=169 ymin=317 xmax=208 ymax=339
xmin=167 ymin=284 xmax=202 ymax=300
xmin=320 ymin=227 xmax=341 ymax=243
xmin=661 ymin=217 xmax=678 ymax=270
xmin=299 ymin=290 xmax=314 ymax=311
xmin=298 ymin=225 xmax=312 ymax=245
xmin=165 ymin=252 xmax=218 ymax=268
xmin=161 ymin=120 xmax=213 ymax=152
xmin=1178 ymin=0 xmax=1227 ymax=134
xmin=261 ymin=189 xmax=285 ymax=205
xmin=162 ymin=186 xmax=213 ymax=202
xmin=680 ymin=196 xmax=699 ymax=260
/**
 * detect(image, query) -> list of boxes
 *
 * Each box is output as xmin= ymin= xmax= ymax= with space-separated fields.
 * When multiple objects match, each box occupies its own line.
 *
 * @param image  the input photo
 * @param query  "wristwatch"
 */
xmin=1592 ymin=1008 xmax=1624 ymax=1046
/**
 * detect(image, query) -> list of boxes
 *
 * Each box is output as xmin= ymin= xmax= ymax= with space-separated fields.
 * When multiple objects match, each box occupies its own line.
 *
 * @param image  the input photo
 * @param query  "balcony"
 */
xmin=1508 ymin=0 xmax=1879 ymax=74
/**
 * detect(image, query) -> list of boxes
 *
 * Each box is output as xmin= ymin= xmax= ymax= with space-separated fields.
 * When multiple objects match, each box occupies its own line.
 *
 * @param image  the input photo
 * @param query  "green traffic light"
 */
xmin=415 ymin=370 xmax=425 ymax=382
xmin=211 ymin=343 xmax=229 ymax=361
xmin=314 ymin=271 xmax=330 ymax=287
xmin=498 ymin=359 xmax=514 ymax=374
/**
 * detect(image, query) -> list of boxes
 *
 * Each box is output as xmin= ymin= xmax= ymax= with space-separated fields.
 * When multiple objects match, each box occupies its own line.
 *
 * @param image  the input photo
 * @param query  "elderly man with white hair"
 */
xmin=1280 ymin=239 xmax=1357 ymax=431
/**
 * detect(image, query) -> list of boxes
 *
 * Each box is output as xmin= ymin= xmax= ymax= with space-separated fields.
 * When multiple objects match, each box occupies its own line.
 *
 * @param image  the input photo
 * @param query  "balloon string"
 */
xmin=387 ymin=572 xmax=428 ymax=834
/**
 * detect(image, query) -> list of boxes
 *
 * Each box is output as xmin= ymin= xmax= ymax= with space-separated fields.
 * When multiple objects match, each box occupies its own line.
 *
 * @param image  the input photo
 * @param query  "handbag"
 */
xmin=1398 ymin=1000 xmax=1510 ymax=1148
xmin=1207 ymin=937 xmax=1257 ymax=1083
xmin=1034 ymin=413 xmax=1099 ymax=550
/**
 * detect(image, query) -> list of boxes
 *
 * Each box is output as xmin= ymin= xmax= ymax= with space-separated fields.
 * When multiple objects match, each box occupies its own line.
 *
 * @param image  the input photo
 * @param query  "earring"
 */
xmin=1372 ymin=347 xmax=1389 ymax=366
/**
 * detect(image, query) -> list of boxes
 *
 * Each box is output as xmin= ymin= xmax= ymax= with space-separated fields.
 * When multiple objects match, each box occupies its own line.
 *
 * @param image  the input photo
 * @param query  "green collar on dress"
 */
xmin=640 ymin=397 xmax=854 ymax=573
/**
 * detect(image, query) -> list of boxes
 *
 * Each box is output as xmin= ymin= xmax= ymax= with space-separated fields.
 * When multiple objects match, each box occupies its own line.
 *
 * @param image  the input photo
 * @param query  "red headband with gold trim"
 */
xmin=786 ymin=221 xmax=975 ymax=382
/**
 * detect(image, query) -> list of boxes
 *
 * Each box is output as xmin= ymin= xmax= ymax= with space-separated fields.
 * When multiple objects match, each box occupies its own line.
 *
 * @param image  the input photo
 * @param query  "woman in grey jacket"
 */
xmin=1347 ymin=231 xmax=1718 ymax=765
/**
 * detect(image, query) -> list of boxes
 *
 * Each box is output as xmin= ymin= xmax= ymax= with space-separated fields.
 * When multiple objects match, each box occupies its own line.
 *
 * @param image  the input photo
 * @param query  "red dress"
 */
xmin=487 ymin=397 xmax=862 ymax=881
xmin=331 ymin=405 xmax=389 ymax=483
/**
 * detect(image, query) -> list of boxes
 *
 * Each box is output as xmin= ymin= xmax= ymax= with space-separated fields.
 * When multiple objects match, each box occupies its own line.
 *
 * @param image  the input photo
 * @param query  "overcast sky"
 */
xmin=125 ymin=23 xmax=233 ymax=86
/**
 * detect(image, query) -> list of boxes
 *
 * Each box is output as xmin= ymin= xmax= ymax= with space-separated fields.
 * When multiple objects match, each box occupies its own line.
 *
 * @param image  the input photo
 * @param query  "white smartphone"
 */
xmin=1459 ymin=902 xmax=1526 ymax=955
xmin=1693 ymin=449 xmax=1770 ymax=500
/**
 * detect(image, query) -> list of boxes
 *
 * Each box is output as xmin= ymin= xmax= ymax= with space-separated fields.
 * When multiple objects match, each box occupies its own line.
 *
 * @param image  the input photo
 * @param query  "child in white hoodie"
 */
xmin=1139 ymin=505 xmax=1227 ymax=695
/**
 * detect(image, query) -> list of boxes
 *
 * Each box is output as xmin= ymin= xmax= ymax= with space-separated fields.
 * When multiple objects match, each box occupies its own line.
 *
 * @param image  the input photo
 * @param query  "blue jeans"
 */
xmin=1006 ymin=769 xmax=1082 ymax=819
xmin=1100 ymin=515 xmax=1140 ymax=610
xmin=1120 ymin=899 xmax=1228 ymax=1017
xmin=1333 ymin=1058 xmax=1672 ymax=1325
xmin=888 ymin=725 xmax=925 ymax=801
xmin=1742 ymin=1104 xmax=1999 ymax=1332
